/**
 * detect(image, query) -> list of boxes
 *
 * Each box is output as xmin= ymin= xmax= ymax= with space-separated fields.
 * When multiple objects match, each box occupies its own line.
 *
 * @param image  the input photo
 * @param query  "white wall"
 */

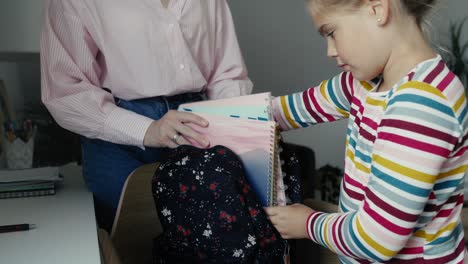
xmin=0 ymin=0 xmax=44 ymax=53
xmin=0 ymin=0 xmax=44 ymax=119
xmin=229 ymin=0 xmax=468 ymax=169
xmin=0 ymin=0 xmax=466 ymax=169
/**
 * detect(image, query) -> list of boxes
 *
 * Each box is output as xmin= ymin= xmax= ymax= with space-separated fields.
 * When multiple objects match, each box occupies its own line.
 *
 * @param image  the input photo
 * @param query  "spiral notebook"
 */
xmin=0 ymin=166 xmax=61 ymax=199
xmin=178 ymin=93 xmax=285 ymax=206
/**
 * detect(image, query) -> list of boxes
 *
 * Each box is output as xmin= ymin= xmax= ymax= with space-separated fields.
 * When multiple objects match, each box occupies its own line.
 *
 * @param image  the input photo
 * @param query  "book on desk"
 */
xmin=0 ymin=166 xmax=63 ymax=199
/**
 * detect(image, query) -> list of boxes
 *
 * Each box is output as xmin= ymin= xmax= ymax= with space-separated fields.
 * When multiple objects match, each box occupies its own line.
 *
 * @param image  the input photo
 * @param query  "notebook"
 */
xmin=0 ymin=186 xmax=56 ymax=199
xmin=0 ymin=166 xmax=62 ymax=199
xmin=179 ymin=92 xmax=272 ymax=121
xmin=178 ymin=93 xmax=286 ymax=206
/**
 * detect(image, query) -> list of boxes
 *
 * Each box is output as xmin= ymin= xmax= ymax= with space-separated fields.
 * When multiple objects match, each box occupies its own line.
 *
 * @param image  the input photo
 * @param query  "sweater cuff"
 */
xmin=306 ymin=211 xmax=322 ymax=242
xmin=272 ymin=96 xmax=291 ymax=131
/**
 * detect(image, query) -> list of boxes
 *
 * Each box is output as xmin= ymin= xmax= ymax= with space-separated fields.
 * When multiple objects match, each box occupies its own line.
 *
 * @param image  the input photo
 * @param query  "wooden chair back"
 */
xmin=110 ymin=162 xmax=162 ymax=264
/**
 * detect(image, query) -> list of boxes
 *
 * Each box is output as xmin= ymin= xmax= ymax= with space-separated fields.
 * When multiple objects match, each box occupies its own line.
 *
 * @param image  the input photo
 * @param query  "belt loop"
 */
xmin=163 ymin=96 xmax=170 ymax=112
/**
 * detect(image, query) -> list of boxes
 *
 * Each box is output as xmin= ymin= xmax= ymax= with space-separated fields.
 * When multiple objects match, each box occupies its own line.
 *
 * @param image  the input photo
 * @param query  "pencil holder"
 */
xmin=4 ymin=136 xmax=35 ymax=170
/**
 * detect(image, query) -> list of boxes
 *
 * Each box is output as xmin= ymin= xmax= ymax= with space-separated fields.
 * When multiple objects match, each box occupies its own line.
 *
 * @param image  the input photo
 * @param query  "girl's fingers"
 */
xmin=264 ymin=207 xmax=277 ymax=216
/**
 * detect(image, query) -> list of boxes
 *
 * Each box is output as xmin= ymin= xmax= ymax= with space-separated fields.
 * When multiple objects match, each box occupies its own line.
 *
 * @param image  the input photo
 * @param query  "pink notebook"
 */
xmin=178 ymin=93 xmax=286 ymax=206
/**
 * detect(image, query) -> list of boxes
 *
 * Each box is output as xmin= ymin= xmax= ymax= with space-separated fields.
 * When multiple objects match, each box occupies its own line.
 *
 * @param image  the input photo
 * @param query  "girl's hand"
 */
xmin=143 ymin=110 xmax=209 ymax=148
xmin=264 ymin=203 xmax=315 ymax=239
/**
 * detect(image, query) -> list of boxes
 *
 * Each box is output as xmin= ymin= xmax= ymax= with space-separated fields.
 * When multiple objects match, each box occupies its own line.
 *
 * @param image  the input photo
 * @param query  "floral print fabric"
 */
xmin=152 ymin=145 xmax=288 ymax=263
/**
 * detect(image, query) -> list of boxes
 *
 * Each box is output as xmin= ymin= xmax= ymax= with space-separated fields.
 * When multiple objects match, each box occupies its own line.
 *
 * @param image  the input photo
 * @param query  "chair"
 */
xmin=110 ymin=162 xmax=163 ymax=264
xmin=97 ymin=228 xmax=122 ymax=264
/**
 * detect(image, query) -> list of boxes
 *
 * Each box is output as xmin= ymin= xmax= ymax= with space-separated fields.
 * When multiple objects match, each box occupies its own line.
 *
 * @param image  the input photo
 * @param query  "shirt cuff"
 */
xmin=102 ymin=106 xmax=154 ymax=147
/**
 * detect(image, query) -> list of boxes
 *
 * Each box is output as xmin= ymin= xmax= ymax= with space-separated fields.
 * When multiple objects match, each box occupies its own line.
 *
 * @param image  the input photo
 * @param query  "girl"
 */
xmin=266 ymin=0 xmax=468 ymax=263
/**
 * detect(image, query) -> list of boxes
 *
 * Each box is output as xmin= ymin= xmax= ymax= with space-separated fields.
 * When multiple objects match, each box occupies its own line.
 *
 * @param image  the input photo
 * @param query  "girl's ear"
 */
xmin=367 ymin=0 xmax=390 ymax=26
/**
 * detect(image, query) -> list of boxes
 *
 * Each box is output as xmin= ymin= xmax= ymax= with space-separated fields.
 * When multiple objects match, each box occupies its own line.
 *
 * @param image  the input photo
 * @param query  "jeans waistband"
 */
xmin=115 ymin=92 xmax=204 ymax=104
xmin=164 ymin=92 xmax=205 ymax=102
xmin=114 ymin=91 xmax=204 ymax=120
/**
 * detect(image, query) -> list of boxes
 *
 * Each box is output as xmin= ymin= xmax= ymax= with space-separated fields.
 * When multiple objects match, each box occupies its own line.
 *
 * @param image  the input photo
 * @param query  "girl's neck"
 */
xmin=378 ymin=27 xmax=436 ymax=92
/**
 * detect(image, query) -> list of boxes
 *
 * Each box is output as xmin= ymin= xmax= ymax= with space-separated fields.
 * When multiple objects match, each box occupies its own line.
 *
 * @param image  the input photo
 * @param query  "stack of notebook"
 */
xmin=178 ymin=92 xmax=286 ymax=207
xmin=0 ymin=166 xmax=62 ymax=199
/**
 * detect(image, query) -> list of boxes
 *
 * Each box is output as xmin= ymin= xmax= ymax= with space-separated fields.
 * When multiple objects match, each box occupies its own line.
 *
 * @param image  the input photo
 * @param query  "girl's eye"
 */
xmin=327 ymin=31 xmax=335 ymax=38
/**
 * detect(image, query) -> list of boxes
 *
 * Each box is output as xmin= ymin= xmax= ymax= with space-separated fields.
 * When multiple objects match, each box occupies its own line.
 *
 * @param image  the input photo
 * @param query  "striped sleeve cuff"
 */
xmin=306 ymin=211 xmax=322 ymax=242
xmin=272 ymin=96 xmax=292 ymax=131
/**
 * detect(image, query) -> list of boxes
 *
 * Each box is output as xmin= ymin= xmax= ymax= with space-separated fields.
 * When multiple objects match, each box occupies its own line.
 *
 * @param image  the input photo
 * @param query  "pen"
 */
xmin=0 ymin=224 xmax=36 ymax=233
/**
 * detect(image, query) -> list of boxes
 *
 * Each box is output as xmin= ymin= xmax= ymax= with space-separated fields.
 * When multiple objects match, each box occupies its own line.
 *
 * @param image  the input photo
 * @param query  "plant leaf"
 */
xmin=456 ymin=17 xmax=468 ymax=40
xmin=461 ymin=43 xmax=468 ymax=55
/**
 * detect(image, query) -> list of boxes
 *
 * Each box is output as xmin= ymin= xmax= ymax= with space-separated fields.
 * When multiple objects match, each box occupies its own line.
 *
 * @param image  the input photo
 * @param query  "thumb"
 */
xmin=264 ymin=206 xmax=277 ymax=216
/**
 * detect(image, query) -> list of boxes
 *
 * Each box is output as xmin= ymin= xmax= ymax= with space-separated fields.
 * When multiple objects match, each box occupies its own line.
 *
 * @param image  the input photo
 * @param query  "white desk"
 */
xmin=0 ymin=163 xmax=101 ymax=264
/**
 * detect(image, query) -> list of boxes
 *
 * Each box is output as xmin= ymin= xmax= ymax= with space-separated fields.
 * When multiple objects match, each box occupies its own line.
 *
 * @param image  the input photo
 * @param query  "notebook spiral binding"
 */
xmin=268 ymin=124 xmax=280 ymax=206
xmin=268 ymin=124 xmax=275 ymax=206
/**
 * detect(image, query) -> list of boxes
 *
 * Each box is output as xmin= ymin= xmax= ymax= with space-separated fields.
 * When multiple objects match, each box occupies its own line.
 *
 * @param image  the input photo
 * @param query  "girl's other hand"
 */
xmin=264 ymin=203 xmax=314 ymax=239
xmin=143 ymin=110 xmax=209 ymax=148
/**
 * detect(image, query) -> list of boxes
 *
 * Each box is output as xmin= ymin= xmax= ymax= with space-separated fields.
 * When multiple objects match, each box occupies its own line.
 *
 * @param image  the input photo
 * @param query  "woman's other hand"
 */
xmin=143 ymin=110 xmax=209 ymax=148
xmin=264 ymin=203 xmax=314 ymax=239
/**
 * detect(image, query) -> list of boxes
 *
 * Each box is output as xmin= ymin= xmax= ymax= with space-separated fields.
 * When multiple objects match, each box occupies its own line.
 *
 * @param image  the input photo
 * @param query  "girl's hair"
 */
xmin=308 ymin=0 xmax=438 ymax=28
xmin=401 ymin=0 xmax=437 ymax=26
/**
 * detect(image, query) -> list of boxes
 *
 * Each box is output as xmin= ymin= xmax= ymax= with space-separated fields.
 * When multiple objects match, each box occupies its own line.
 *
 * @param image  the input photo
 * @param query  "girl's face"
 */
xmin=309 ymin=4 xmax=389 ymax=81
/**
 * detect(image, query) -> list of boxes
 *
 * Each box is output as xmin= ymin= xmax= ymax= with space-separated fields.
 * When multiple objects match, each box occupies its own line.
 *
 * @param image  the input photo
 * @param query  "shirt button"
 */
xmin=179 ymin=64 xmax=185 ymax=70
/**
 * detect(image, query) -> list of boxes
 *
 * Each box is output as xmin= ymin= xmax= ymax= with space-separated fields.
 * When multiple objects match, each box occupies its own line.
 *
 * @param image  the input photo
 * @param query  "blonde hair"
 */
xmin=307 ymin=0 xmax=437 ymax=29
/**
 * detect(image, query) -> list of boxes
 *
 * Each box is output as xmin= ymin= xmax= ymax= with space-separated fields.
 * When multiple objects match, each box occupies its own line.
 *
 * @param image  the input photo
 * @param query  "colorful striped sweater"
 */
xmin=273 ymin=56 xmax=468 ymax=263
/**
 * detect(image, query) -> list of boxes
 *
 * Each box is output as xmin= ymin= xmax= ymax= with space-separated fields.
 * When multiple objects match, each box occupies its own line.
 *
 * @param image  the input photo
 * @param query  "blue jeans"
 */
xmin=81 ymin=92 xmax=204 ymax=231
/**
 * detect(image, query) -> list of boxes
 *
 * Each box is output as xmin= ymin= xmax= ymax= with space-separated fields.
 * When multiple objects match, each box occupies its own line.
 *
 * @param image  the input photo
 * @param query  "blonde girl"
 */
xmin=266 ymin=0 xmax=468 ymax=263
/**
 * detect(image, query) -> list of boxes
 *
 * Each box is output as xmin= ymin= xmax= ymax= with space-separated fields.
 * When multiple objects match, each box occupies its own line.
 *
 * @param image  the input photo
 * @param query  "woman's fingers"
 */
xmin=167 ymin=110 xmax=209 ymax=147
xmin=173 ymin=123 xmax=209 ymax=147
xmin=174 ymin=110 xmax=209 ymax=127
xmin=143 ymin=110 xmax=210 ymax=148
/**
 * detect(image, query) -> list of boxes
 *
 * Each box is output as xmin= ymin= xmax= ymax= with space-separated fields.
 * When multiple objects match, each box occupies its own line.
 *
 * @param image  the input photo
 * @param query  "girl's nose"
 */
xmin=327 ymin=40 xmax=337 ymax=58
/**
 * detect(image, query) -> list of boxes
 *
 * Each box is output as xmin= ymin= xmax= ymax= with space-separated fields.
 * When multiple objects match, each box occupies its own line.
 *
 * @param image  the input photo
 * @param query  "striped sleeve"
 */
xmin=272 ymin=72 xmax=357 ymax=130
xmin=307 ymin=80 xmax=465 ymax=262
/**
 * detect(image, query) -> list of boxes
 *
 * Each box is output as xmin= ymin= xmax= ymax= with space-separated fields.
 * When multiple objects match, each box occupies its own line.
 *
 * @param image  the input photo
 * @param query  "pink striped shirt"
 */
xmin=41 ymin=0 xmax=252 ymax=146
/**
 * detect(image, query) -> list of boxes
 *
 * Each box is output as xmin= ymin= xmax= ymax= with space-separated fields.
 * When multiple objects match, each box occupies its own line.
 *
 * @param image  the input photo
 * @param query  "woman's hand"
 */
xmin=143 ymin=110 xmax=209 ymax=148
xmin=264 ymin=203 xmax=315 ymax=239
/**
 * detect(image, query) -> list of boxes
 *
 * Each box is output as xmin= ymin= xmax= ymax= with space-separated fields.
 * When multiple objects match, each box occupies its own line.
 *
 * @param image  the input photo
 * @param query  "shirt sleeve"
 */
xmin=306 ymin=82 xmax=463 ymax=262
xmin=272 ymin=72 xmax=356 ymax=130
xmin=204 ymin=0 xmax=253 ymax=99
xmin=41 ymin=0 xmax=153 ymax=147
